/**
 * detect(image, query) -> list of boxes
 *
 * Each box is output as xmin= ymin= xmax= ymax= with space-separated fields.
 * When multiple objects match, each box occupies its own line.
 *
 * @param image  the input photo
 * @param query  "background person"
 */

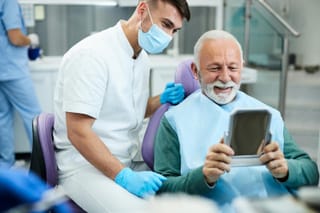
xmin=53 ymin=0 xmax=190 ymax=212
xmin=0 ymin=0 xmax=41 ymax=167
xmin=154 ymin=29 xmax=319 ymax=212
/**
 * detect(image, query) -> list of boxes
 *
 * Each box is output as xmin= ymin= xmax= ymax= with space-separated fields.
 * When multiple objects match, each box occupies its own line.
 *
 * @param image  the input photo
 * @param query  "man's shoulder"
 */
xmin=67 ymin=22 xmax=118 ymax=51
xmin=61 ymin=26 xmax=119 ymax=65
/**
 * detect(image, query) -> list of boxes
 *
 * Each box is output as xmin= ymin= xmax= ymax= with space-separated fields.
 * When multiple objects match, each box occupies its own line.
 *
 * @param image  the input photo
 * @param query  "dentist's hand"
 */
xmin=115 ymin=168 xmax=167 ymax=198
xmin=160 ymin=82 xmax=184 ymax=105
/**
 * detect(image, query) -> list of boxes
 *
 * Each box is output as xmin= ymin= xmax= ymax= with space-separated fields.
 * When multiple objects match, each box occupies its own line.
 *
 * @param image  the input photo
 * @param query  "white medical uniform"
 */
xmin=53 ymin=21 xmax=150 ymax=212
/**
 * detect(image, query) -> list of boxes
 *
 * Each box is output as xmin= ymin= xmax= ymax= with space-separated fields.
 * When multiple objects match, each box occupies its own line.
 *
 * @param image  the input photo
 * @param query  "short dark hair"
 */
xmin=148 ymin=0 xmax=191 ymax=21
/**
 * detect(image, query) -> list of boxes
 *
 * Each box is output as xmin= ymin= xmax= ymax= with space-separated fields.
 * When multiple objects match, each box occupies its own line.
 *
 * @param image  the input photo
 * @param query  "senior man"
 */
xmin=154 ymin=30 xmax=319 ymax=212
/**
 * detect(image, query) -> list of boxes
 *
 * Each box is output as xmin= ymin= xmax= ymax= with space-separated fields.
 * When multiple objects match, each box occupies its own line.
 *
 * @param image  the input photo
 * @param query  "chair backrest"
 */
xmin=142 ymin=59 xmax=200 ymax=170
xmin=30 ymin=112 xmax=57 ymax=186
xmin=30 ymin=112 xmax=86 ymax=213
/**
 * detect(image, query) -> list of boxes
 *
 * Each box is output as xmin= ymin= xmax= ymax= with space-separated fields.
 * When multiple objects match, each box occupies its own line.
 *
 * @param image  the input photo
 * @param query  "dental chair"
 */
xmin=142 ymin=59 xmax=200 ymax=170
xmin=30 ymin=112 xmax=86 ymax=213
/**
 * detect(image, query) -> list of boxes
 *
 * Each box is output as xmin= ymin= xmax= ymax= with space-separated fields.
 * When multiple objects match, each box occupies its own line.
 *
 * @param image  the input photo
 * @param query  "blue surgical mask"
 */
xmin=138 ymin=6 xmax=172 ymax=54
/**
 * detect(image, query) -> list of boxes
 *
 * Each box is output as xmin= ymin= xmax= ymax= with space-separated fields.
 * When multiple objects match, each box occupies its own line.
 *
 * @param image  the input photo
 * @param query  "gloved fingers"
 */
xmin=153 ymin=173 xmax=167 ymax=182
xmin=166 ymin=86 xmax=184 ymax=97
xmin=161 ymin=83 xmax=185 ymax=104
xmin=169 ymin=84 xmax=184 ymax=96
xmin=169 ymin=86 xmax=184 ymax=95
xmin=168 ymin=89 xmax=184 ymax=99
xmin=163 ymin=83 xmax=182 ymax=97
xmin=139 ymin=180 xmax=159 ymax=198
xmin=168 ymin=83 xmax=184 ymax=93
xmin=165 ymin=82 xmax=175 ymax=89
xmin=139 ymin=172 xmax=165 ymax=190
xmin=168 ymin=92 xmax=185 ymax=104
xmin=150 ymin=176 xmax=163 ymax=189
xmin=163 ymin=86 xmax=176 ymax=95
xmin=146 ymin=173 xmax=167 ymax=191
xmin=145 ymin=180 xmax=160 ymax=193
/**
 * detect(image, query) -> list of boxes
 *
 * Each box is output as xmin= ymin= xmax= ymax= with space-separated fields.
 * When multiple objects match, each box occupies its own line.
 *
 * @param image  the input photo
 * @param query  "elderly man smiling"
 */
xmin=153 ymin=30 xmax=319 ymax=212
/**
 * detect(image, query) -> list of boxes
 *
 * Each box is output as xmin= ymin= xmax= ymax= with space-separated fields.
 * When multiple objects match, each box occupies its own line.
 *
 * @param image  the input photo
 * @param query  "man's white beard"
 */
xmin=203 ymin=80 xmax=240 ymax=105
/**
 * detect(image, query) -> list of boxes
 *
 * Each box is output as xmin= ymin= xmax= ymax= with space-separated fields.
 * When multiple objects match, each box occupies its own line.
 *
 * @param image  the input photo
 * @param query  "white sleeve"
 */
xmin=62 ymin=49 xmax=108 ymax=119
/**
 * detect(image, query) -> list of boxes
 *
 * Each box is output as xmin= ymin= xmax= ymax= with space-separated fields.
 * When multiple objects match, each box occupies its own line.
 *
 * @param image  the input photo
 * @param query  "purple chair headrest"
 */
xmin=174 ymin=59 xmax=200 ymax=96
xmin=142 ymin=59 xmax=200 ymax=170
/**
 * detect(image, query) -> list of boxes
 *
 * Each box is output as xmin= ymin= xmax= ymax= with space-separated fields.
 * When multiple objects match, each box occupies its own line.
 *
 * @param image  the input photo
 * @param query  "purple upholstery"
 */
xmin=36 ymin=113 xmax=57 ymax=186
xmin=141 ymin=59 xmax=200 ymax=170
xmin=174 ymin=59 xmax=200 ymax=96
xmin=142 ymin=103 xmax=170 ymax=170
xmin=31 ymin=112 xmax=86 ymax=213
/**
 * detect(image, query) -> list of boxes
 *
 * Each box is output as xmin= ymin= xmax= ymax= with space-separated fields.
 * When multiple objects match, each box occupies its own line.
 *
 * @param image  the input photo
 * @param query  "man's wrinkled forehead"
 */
xmin=203 ymin=39 xmax=241 ymax=54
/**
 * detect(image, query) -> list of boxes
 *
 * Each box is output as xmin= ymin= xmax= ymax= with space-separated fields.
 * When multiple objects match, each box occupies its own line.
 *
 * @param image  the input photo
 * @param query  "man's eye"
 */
xmin=162 ymin=21 xmax=172 ymax=29
xmin=229 ymin=67 xmax=239 ymax=71
xmin=209 ymin=67 xmax=220 ymax=72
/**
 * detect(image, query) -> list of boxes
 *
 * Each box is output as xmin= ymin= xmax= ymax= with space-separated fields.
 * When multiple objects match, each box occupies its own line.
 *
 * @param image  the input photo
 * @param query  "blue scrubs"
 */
xmin=0 ymin=0 xmax=41 ymax=167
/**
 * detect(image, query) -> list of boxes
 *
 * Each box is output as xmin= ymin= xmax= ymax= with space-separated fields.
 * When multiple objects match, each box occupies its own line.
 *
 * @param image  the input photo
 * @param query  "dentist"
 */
xmin=53 ymin=0 xmax=190 ymax=212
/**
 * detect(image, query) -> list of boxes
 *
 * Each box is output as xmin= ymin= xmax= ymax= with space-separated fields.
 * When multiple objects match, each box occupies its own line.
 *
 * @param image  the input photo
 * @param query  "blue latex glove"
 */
xmin=115 ymin=168 xmax=167 ymax=198
xmin=0 ymin=168 xmax=71 ymax=213
xmin=160 ymin=82 xmax=185 ymax=105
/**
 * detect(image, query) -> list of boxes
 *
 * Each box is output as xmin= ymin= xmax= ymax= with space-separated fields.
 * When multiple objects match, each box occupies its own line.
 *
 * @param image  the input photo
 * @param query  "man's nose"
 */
xmin=218 ymin=66 xmax=231 ymax=83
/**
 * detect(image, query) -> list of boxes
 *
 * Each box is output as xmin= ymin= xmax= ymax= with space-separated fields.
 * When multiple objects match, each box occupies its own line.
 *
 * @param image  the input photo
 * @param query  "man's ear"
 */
xmin=136 ymin=1 xmax=148 ymax=20
xmin=191 ymin=62 xmax=199 ymax=80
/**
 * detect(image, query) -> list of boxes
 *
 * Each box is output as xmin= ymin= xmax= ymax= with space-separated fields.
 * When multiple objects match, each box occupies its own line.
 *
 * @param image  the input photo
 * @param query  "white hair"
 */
xmin=193 ymin=30 xmax=244 ymax=69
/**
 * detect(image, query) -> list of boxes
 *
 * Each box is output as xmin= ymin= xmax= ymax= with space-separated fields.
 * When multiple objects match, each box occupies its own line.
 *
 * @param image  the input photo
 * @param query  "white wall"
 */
xmin=288 ymin=0 xmax=320 ymax=66
xmin=257 ymin=0 xmax=320 ymax=67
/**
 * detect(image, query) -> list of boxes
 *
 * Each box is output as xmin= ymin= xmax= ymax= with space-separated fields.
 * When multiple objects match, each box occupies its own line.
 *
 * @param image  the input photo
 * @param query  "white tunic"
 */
xmin=53 ymin=21 xmax=150 ymax=175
